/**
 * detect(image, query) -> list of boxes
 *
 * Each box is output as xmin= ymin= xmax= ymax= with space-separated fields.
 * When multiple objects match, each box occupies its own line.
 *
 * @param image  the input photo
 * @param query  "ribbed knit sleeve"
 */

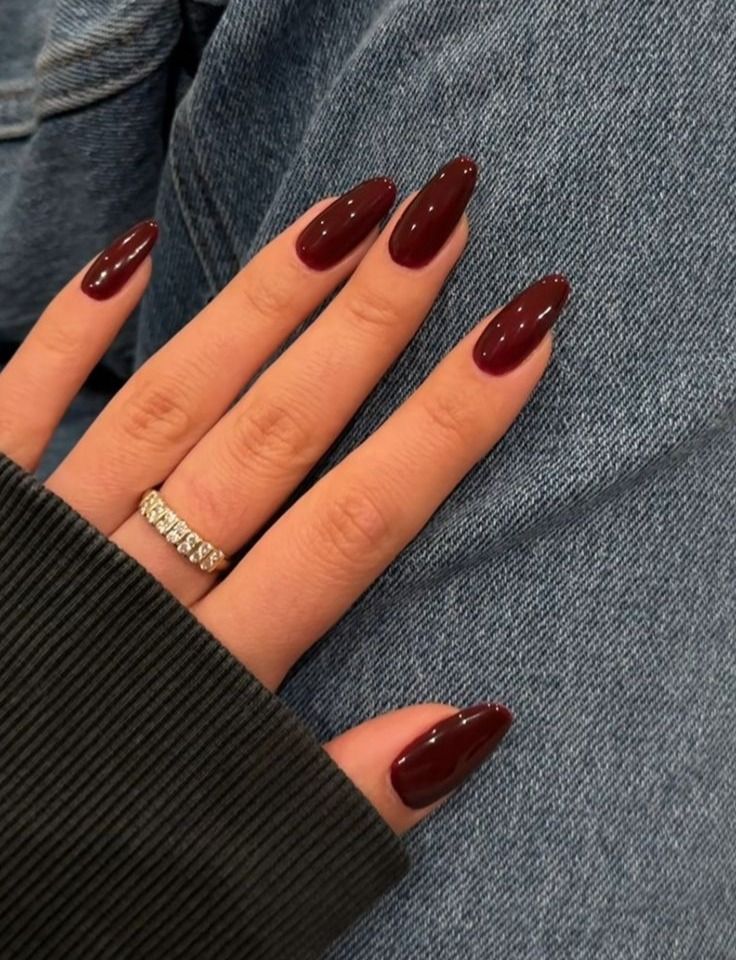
xmin=0 ymin=452 xmax=409 ymax=958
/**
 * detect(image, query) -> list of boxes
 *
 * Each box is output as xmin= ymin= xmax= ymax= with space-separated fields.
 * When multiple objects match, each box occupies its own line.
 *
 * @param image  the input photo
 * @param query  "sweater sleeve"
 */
xmin=0 ymin=452 xmax=409 ymax=958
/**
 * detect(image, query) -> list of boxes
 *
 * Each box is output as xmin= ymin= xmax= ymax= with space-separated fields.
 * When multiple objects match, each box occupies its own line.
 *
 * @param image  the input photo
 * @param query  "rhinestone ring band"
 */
xmin=139 ymin=489 xmax=230 ymax=574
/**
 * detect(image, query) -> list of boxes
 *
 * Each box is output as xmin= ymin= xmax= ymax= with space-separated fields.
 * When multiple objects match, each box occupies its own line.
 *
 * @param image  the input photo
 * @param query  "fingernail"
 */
xmin=391 ymin=703 xmax=513 ymax=809
xmin=81 ymin=219 xmax=159 ymax=300
xmin=296 ymin=177 xmax=397 ymax=270
xmin=388 ymin=156 xmax=477 ymax=268
xmin=473 ymin=274 xmax=571 ymax=375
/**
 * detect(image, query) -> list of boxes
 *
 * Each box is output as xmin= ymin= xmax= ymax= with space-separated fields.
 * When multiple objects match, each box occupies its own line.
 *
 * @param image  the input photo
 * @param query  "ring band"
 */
xmin=139 ymin=489 xmax=230 ymax=574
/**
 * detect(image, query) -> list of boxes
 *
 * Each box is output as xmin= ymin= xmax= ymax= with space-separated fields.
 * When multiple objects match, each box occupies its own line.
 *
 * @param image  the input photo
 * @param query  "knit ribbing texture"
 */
xmin=0 ymin=453 xmax=409 ymax=958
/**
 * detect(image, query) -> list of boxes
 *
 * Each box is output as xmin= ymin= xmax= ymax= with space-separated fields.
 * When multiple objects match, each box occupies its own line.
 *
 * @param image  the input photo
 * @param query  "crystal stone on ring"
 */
xmin=176 ymin=532 xmax=199 ymax=556
xmin=148 ymin=500 xmax=167 ymax=524
xmin=200 ymin=548 xmax=224 ymax=573
xmin=189 ymin=540 xmax=213 ymax=565
xmin=165 ymin=519 xmax=189 ymax=544
xmin=155 ymin=509 xmax=177 ymax=534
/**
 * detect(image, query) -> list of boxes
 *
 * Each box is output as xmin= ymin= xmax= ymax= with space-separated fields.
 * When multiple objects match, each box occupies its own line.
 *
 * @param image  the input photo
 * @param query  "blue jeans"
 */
xmin=1 ymin=2 xmax=734 ymax=956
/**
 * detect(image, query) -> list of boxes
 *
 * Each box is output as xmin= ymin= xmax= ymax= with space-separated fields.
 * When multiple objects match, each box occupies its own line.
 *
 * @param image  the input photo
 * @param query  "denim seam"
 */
xmin=171 ymin=102 xmax=242 ymax=280
xmin=36 ymin=57 xmax=178 ymax=118
xmin=37 ymin=0 xmax=175 ymax=72
xmin=0 ymin=52 xmax=177 ymax=141
xmin=0 ymin=120 xmax=37 ymax=139
xmin=0 ymin=81 xmax=36 ymax=98
xmin=0 ymin=1 xmax=180 ymax=137
xmin=167 ymin=118 xmax=221 ymax=297
xmin=161 ymin=0 xmax=400 ymax=293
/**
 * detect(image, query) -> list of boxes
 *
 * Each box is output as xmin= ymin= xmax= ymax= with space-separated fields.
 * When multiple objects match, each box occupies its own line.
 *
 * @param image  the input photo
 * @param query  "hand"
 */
xmin=0 ymin=157 xmax=569 ymax=827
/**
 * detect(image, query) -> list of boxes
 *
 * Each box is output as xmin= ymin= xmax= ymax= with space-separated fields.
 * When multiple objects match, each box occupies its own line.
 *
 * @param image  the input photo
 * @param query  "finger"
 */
xmin=45 ymin=178 xmax=396 ymax=532
xmin=0 ymin=220 xmax=157 ymax=470
xmin=112 ymin=160 xmax=476 ymax=602
xmin=324 ymin=702 xmax=513 ymax=834
xmin=195 ymin=274 xmax=570 ymax=687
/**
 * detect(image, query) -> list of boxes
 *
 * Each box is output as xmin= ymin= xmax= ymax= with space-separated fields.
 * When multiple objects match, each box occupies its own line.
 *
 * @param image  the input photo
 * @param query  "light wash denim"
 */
xmin=1 ymin=2 xmax=734 ymax=957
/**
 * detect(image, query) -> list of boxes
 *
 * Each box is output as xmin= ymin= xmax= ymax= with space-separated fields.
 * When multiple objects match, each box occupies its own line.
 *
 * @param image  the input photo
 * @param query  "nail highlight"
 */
xmin=296 ymin=177 xmax=397 ymax=270
xmin=473 ymin=274 xmax=571 ymax=375
xmin=391 ymin=703 xmax=513 ymax=809
xmin=388 ymin=156 xmax=478 ymax=268
xmin=81 ymin=219 xmax=159 ymax=300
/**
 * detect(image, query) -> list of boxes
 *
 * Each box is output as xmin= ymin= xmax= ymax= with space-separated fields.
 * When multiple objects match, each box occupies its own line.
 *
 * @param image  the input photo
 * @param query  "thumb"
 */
xmin=324 ymin=702 xmax=513 ymax=834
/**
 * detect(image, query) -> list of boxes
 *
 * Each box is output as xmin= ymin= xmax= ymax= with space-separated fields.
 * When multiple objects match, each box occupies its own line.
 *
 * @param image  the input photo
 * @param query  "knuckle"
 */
xmin=35 ymin=316 xmax=85 ymax=364
xmin=419 ymin=387 xmax=470 ymax=446
xmin=345 ymin=284 xmax=403 ymax=335
xmin=240 ymin=270 xmax=294 ymax=323
xmin=316 ymin=485 xmax=392 ymax=568
xmin=117 ymin=376 xmax=194 ymax=447
xmin=227 ymin=396 xmax=315 ymax=478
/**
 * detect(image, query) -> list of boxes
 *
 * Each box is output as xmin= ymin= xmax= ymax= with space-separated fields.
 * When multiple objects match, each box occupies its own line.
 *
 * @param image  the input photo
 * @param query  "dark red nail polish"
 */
xmin=81 ymin=219 xmax=159 ymax=300
xmin=473 ymin=274 xmax=571 ymax=375
xmin=391 ymin=703 xmax=513 ymax=809
xmin=388 ymin=156 xmax=477 ymax=268
xmin=296 ymin=177 xmax=397 ymax=270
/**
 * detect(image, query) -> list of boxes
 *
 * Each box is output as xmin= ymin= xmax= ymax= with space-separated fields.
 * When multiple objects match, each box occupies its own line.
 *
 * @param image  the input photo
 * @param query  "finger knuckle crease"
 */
xmin=319 ymin=487 xmax=390 ymax=565
xmin=240 ymin=273 xmax=292 ymax=322
xmin=36 ymin=320 xmax=85 ymax=363
xmin=346 ymin=287 xmax=402 ymax=334
xmin=228 ymin=398 xmax=313 ymax=477
xmin=421 ymin=390 xmax=469 ymax=444
xmin=118 ymin=379 xmax=193 ymax=446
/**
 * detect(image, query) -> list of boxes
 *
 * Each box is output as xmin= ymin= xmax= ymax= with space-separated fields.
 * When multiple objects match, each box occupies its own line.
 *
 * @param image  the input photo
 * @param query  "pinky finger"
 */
xmin=0 ymin=219 xmax=158 ymax=470
xmin=324 ymin=701 xmax=513 ymax=835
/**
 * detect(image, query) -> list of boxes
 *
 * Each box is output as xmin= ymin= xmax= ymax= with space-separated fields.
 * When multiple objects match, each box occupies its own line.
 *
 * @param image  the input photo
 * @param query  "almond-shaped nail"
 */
xmin=81 ymin=219 xmax=159 ymax=300
xmin=473 ymin=274 xmax=571 ymax=375
xmin=388 ymin=156 xmax=478 ymax=268
xmin=296 ymin=177 xmax=397 ymax=270
xmin=391 ymin=703 xmax=513 ymax=809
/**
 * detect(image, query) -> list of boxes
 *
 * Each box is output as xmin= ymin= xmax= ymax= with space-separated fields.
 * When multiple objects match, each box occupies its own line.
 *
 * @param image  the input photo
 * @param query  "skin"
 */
xmin=0 ymin=191 xmax=552 ymax=835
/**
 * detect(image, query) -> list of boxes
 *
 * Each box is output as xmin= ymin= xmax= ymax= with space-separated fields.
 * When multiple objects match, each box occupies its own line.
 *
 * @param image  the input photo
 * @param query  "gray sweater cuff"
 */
xmin=0 ymin=453 xmax=408 ymax=958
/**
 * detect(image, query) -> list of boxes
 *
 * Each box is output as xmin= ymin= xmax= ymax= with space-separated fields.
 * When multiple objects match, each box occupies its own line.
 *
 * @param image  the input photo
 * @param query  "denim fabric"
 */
xmin=2 ymin=1 xmax=735 ymax=957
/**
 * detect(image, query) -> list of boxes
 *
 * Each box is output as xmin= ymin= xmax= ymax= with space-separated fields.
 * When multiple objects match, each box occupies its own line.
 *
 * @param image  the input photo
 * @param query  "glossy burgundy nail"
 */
xmin=296 ymin=177 xmax=397 ymax=270
xmin=473 ymin=274 xmax=571 ymax=375
xmin=81 ymin=219 xmax=159 ymax=300
xmin=388 ymin=156 xmax=477 ymax=268
xmin=391 ymin=703 xmax=513 ymax=809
